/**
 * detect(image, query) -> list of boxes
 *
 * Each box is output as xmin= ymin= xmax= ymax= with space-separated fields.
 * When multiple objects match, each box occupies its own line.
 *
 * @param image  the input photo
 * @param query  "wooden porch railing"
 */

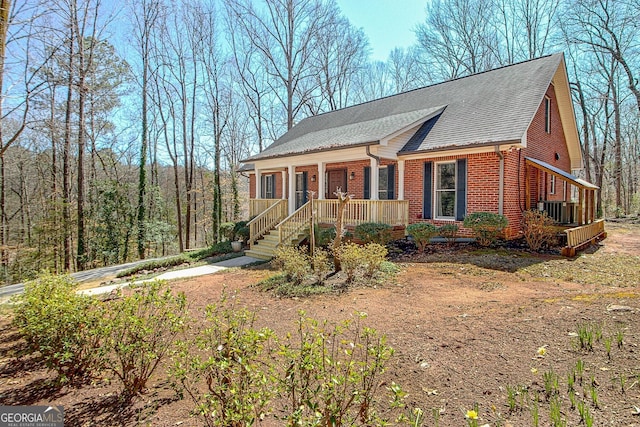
xmin=247 ymin=199 xmax=287 ymax=246
xmin=562 ymin=219 xmax=606 ymax=256
xmin=276 ymin=201 xmax=312 ymax=246
xmin=315 ymin=199 xmax=409 ymax=226
xmin=249 ymin=198 xmax=282 ymax=218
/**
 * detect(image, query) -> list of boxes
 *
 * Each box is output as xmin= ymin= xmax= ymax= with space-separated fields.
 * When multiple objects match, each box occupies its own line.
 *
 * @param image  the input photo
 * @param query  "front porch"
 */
xmin=525 ymin=157 xmax=605 ymax=254
xmin=246 ymin=198 xmax=409 ymax=259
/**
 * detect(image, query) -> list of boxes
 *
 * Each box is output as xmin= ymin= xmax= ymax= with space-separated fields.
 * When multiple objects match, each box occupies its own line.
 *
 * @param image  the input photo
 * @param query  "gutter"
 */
xmin=495 ymin=146 xmax=504 ymax=215
xmin=365 ymin=145 xmax=380 ymax=165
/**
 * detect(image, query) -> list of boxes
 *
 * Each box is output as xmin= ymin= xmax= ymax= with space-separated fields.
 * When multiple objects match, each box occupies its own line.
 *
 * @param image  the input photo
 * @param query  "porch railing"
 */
xmin=249 ymin=198 xmax=282 ymax=218
xmin=543 ymin=201 xmax=577 ymax=224
xmin=276 ymin=201 xmax=312 ymax=246
xmin=315 ymin=199 xmax=409 ymax=226
xmin=564 ymin=219 xmax=605 ymax=249
xmin=247 ymin=199 xmax=287 ymax=246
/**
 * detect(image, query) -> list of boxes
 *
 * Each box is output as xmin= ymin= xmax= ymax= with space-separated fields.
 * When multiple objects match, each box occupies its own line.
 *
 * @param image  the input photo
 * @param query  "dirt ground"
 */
xmin=1 ymin=222 xmax=639 ymax=426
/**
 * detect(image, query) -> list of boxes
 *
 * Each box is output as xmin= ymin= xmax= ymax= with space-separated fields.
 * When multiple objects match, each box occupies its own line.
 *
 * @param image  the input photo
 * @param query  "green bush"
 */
xmin=277 ymin=311 xmax=395 ymax=426
xmin=354 ymin=222 xmax=393 ymax=245
xmin=233 ymin=221 xmax=250 ymax=242
xmin=314 ymin=224 xmax=336 ymax=247
xmin=438 ymin=224 xmax=459 ymax=245
xmin=102 ymin=281 xmax=187 ymax=400
xmin=463 ymin=212 xmax=508 ymax=246
xmin=274 ymin=245 xmax=310 ymax=286
xmin=219 ymin=222 xmax=236 ymax=241
xmin=522 ymin=210 xmax=558 ymax=251
xmin=334 ymin=242 xmax=387 ymax=284
xmin=311 ymin=248 xmax=331 ymax=285
xmin=172 ymin=291 xmax=275 ymax=426
xmin=13 ymin=274 xmax=104 ymax=385
xmin=406 ymin=223 xmax=437 ymax=252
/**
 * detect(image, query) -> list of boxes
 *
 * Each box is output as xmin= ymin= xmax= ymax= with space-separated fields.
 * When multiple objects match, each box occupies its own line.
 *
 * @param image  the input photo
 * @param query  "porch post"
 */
xmin=525 ymin=164 xmax=530 ymax=210
xmin=370 ymin=157 xmax=379 ymax=200
xmin=288 ymin=165 xmax=296 ymax=215
xmin=578 ymin=187 xmax=584 ymax=226
xmin=255 ymin=168 xmax=262 ymax=199
xmin=397 ymin=160 xmax=405 ymax=200
xmin=317 ymin=162 xmax=325 ymax=200
xmin=281 ymin=170 xmax=287 ymax=199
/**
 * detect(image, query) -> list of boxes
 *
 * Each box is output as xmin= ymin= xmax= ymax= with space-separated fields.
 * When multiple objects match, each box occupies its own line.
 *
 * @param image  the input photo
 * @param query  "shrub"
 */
xmin=219 ymin=222 xmax=236 ymax=241
xmin=277 ymin=311 xmax=395 ymax=426
xmin=334 ymin=242 xmax=364 ymax=284
xmin=362 ymin=243 xmax=388 ymax=279
xmin=311 ymin=248 xmax=331 ymax=285
xmin=354 ymin=222 xmax=393 ymax=245
xmin=274 ymin=245 xmax=310 ymax=286
xmin=334 ymin=242 xmax=388 ymax=284
xmin=13 ymin=274 xmax=104 ymax=385
xmin=102 ymin=281 xmax=187 ymax=400
xmin=233 ymin=220 xmax=250 ymax=242
xmin=172 ymin=291 xmax=276 ymax=426
xmin=522 ymin=210 xmax=557 ymax=251
xmin=406 ymin=223 xmax=437 ymax=252
xmin=314 ymin=224 xmax=336 ymax=247
xmin=438 ymin=224 xmax=459 ymax=245
xmin=463 ymin=212 xmax=508 ymax=246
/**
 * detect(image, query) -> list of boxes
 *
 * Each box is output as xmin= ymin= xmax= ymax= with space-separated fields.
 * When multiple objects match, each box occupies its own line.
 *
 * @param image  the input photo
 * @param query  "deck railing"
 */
xmin=276 ymin=201 xmax=312 ymax=246
xmin=564 ymin=219 xmax=605 ymax=248
xmin=247 ymin=199 xmax=287 ymax=246
xmin=315 ymin=199 xmax=409 ymax=226
xmin=249 ymin=198 xmax=282 ymax=218
xmin=543 ymin=201 xmax=577 ymax=224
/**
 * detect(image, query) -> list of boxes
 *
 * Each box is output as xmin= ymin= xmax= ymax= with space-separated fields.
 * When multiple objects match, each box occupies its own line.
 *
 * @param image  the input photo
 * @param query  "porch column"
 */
xmin=255 ymin=168 xmax=262 ymax=199
xmin=317 ymin=162 xmax=325 ymax=200
xmin=288 ymin=165 xmax=296 ymax=215
xmin=578 ymin=188 xmax=584 ymax=226
xmin=397 ymin=160 xmax=405 ymax=200
xmin=280 ymin=170 xmax=287 ymax=199
xmin=370 ymin=157 xmax=379 ymax=200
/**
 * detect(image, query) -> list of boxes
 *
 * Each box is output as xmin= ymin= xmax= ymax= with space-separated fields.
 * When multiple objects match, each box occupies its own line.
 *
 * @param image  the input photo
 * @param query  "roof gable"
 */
xmin=246 ymin=53 xmax=572 ymax=162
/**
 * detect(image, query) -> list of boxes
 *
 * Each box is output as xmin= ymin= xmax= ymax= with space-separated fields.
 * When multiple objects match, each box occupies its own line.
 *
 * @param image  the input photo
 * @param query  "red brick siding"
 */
xmin=523 ymin=85 xmax=572 ymax=205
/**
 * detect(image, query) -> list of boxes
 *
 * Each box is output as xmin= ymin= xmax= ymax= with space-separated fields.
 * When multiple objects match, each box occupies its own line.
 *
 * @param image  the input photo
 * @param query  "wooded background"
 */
xmin=0 ymin=0 xmax=638 ymax=283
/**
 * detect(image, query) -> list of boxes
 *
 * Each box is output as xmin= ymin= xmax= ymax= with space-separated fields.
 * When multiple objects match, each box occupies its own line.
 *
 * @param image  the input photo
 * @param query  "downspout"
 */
xmin=496 ymin=146 xmax=504 ymax=215
xmin=365 ymin=145 xmax=380 ymax=165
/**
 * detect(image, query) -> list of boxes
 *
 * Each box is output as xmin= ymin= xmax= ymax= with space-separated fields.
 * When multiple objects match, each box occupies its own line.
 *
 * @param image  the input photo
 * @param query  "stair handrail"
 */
xmin=276 ymin=201 xmax=312 ymax=246
xmin=246 ymin=199 xmax=288 ymax=246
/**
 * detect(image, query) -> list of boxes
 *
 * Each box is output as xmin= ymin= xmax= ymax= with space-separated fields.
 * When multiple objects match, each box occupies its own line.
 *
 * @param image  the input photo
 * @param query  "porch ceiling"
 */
xmin=525 ymin=157 xmax=598 ymax=190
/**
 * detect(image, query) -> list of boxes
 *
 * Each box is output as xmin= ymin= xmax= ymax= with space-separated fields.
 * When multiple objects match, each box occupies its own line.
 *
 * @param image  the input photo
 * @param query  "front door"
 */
xmin=327 ymin=169 xmax=347 ymax=198
xmin=295 ymin=172 xmax=308 ymax=209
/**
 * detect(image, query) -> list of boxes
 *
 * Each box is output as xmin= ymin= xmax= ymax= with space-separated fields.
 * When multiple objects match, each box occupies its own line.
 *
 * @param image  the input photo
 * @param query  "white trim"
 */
xmin=550 ymin=174 xmax=556 ymax=195
xmin=434 ymin=161 xmax=457 ymax=220
xmin=398 ymin=144 xmax=522 ymax=161
xmin=369 ymin=157 xmax=379 ymax=200
xmin=317 ymin=162 xmax=325 ymax=200
xmin=280 ymin=170 xmax=287 ymax=199
xmin=398 ymin=160 xmax=405 ymax=200
xmin=255 ymin=168 xmax=262 ymax=199
xmin=287 ymin=165 xmax=295 ymax=214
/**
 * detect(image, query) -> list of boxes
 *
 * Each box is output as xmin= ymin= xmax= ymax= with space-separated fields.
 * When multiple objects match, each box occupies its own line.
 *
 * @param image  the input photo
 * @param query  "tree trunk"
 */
xmin=62 ymin=33 xmax=75 ymax=272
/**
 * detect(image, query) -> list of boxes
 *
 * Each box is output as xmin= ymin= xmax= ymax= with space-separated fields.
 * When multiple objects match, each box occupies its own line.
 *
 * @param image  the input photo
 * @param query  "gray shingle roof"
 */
xmin=246 ymin=53 xmax=563 ymax=161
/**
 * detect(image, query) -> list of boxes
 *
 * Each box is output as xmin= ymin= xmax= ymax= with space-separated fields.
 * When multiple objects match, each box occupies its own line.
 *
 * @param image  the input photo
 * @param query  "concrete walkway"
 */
xmin=79 ymin=256 xmax=262 ymax=296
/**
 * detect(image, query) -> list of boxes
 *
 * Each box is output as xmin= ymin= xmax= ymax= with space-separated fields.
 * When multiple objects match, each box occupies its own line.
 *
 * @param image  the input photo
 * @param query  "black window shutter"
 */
xmin=364 ymin=166 xmax=371 ymax=199
xmin=456 ymin=159 xmax=467 ymax=221
xmin=423 ymin=162 xmax=432 ymax=219
xmin=387 ymin=164 xmax=395 ymax=200
xmin=302 ymin=171 xmax=308 ymax=204
xmin=260 ymin=175 xmax=265 ymax=198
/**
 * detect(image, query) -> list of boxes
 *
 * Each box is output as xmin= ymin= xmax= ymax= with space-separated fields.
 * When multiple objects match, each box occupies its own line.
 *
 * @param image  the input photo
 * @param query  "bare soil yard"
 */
xmin=1 ymin=222 xmax=639 ymax=426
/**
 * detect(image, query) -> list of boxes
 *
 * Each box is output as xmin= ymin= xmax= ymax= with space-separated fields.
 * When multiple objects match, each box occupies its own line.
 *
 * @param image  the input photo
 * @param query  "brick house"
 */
xmin=241 ymin=53 xmax=601 ymax=259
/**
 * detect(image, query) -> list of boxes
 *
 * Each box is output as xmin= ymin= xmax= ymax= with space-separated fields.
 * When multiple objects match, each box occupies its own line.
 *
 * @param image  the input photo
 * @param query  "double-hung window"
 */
xmin=435 ymin=162 xmax=456 ymax=218
xmin=423 ymin=159 xmax=466 ymax=220
xmin=261 ymin=174 xmax=275 ymax=199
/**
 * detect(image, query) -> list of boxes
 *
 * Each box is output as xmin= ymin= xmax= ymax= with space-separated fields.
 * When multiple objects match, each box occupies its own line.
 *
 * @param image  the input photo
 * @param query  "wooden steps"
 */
xmin=245 ymin=231 xmax=308 ymax=260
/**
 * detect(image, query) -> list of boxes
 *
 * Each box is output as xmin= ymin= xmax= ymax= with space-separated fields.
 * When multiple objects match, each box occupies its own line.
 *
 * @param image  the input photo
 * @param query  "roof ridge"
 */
xmin=309 ymin=53 xmax=559 ymax=119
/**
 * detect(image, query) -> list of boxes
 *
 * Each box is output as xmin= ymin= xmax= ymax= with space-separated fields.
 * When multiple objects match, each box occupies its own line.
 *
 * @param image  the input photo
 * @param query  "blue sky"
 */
xmin=335 ymin=0 xmax=427 ymax=61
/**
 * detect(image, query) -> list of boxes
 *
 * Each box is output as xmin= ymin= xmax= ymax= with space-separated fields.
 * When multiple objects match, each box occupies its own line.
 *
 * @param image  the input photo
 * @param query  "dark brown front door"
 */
xmin=327 ymin=169 xmax=347 ymax=198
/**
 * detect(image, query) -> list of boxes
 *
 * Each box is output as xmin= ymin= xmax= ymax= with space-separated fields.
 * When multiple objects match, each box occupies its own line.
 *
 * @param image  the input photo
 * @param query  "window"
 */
xmin=435 ymin=162 xmax=456 ymax=218
xmin=550 ymin=174 xmax=556 ymax=195
xmin=544 ymin=96 xmax=551 ymax=133
xmin=379 ymin=167 xmax=390 ymax=200
xmin=261 ymin=174 xmax=275 ymax=199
